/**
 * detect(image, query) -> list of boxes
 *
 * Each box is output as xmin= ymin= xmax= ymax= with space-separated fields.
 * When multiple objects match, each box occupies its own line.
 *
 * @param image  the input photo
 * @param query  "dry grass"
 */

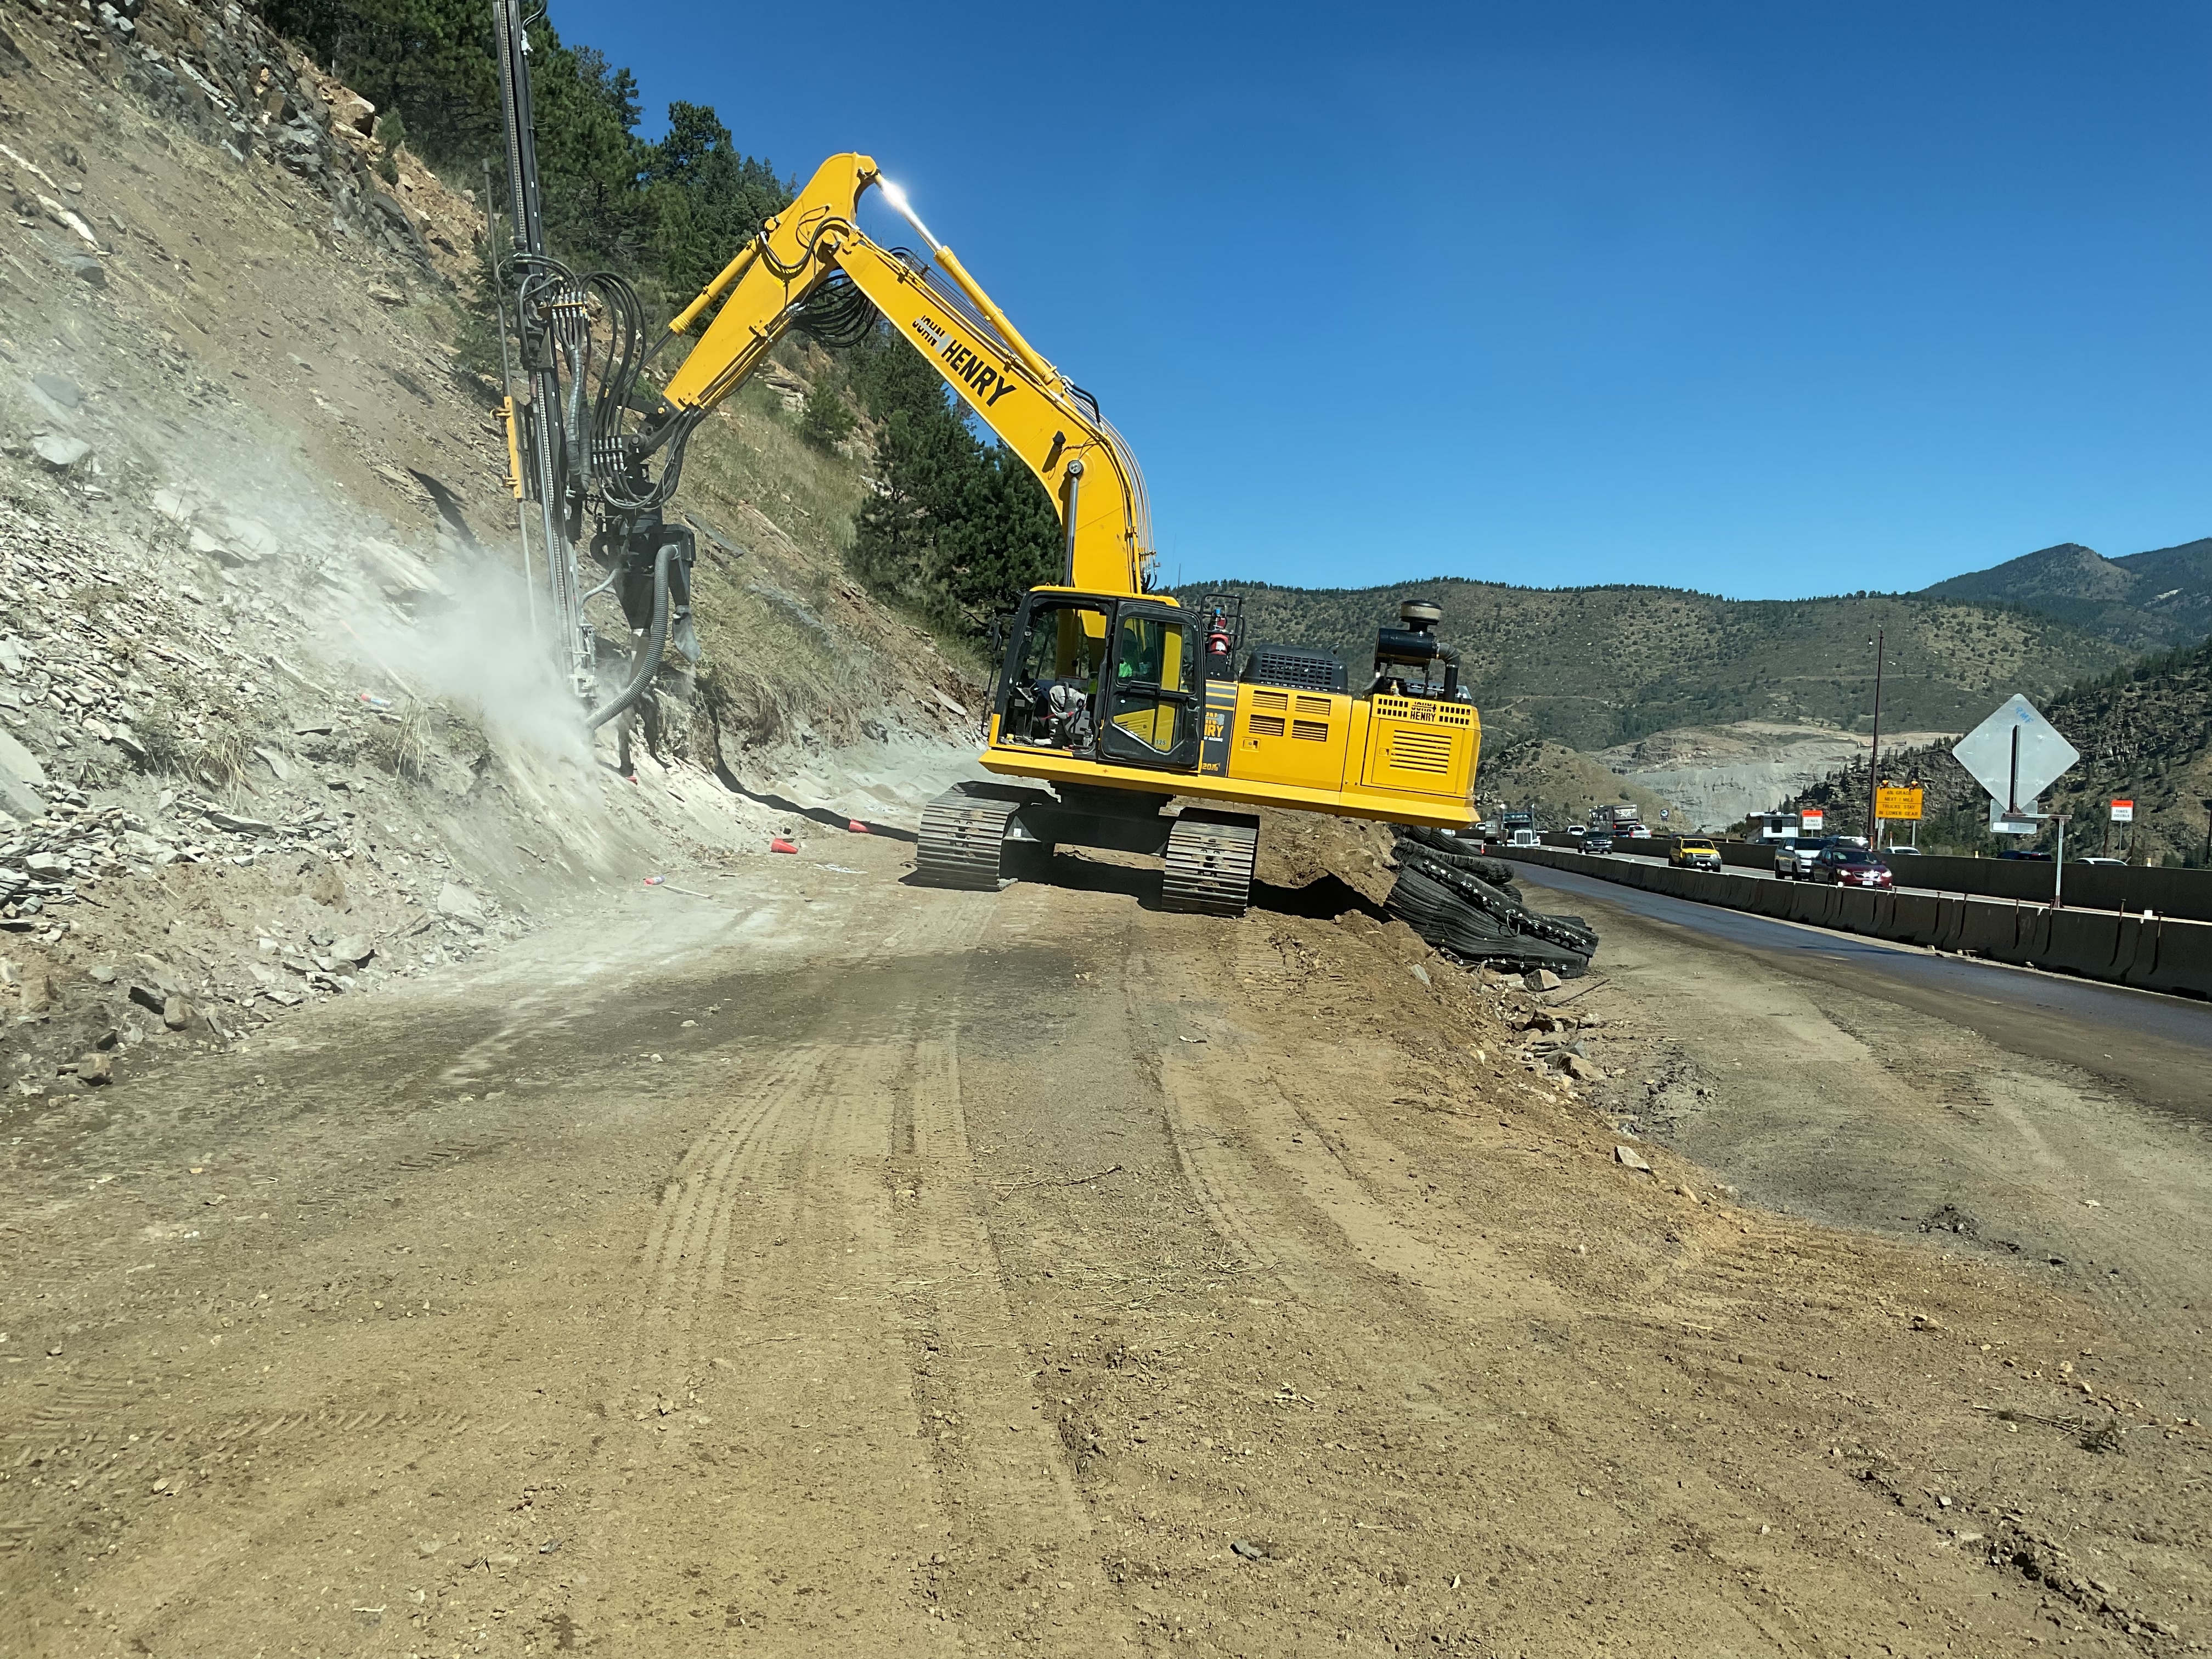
xmin=369 ymin=701 xmax=431 ymax=781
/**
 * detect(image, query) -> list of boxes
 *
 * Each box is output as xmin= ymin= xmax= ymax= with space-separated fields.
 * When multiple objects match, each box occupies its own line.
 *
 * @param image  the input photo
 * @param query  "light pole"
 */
xmin=1864 ymin=628 xmax=1885 ymax=843
xmin=2202 ymin=797 xmax=2212 ymax=867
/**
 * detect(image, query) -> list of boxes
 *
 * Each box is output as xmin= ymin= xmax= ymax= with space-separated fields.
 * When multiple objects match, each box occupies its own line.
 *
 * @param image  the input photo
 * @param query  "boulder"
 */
xmin=131 ymin=953 xmax=187 ymax=998
xmin=188 ymin=526 xmax=254 ymax=567
xmin=331 ymin=93 xmax=376 ymax=136
xmin=20 ymin=972 xmax=58 ymax=1015
xmin=0 ymin=724 xmax=46 ymax=819
xmin=437 ymin=883 xmax=484 ymax=925
xmin=31 ymin=434 xmax=92 ymax=471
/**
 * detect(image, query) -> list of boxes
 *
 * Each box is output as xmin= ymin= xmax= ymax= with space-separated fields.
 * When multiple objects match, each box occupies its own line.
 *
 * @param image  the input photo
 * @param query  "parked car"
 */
xmin=2076 ymin=856 xmax=2125 ymax=866
xmin=1583 ymin=832 xmax=1615 ymax=855
xmin=1812 ymin=845 xmax=1893 ymax=888
xmin=1773 ymin=837 xmax=1834 ymax=880
xmin=1669 ymin=837 xmax=1723 ymax=870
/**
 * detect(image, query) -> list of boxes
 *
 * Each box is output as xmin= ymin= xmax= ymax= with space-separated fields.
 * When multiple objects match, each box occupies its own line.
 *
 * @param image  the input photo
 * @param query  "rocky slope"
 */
xmin=0 ymin=0 xmax=983 ymax=1097
xmin=1592 ymin=719 xmax=1961 ymax=832
xmin=1472 ymin=738 xmax=1674 ymax=831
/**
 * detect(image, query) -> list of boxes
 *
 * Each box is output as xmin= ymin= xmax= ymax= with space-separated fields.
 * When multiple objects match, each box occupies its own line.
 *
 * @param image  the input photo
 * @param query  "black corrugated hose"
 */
xmin=585 ymin=544 xmax=674 ymax=731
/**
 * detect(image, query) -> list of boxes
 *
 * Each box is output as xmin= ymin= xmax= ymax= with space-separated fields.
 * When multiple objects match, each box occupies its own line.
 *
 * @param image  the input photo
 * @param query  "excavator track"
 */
xmin=1161 ymin=808 xmax=1260 ymax=916
xmin=915 ymin=783 xmax=1039 ymax=890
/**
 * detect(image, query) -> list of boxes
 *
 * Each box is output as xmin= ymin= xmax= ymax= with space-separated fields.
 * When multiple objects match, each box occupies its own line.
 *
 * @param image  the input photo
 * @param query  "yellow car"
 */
xmin=1669 ymin=837 xmax=1723 ymax=870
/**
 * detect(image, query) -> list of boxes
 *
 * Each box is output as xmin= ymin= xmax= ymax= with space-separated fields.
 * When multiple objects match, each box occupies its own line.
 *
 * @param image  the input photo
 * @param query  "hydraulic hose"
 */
xmin=585 ymin=544 xmax=674 ymax=731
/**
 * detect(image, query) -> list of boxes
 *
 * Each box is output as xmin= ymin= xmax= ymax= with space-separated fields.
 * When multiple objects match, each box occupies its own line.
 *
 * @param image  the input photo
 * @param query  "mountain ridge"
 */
xmin=1176 ymin=577 xmax=2135 ymax=752
xmin=1177 ymin=533 xmax=2204 ymax=753
xmin=1916 ymin=537 xmax=2211 ymax=651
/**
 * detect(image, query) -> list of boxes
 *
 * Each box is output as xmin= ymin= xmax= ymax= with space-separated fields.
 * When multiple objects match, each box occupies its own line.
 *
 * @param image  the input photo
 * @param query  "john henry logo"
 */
xmin=910 ymin=317 xmax=1018 ymax=407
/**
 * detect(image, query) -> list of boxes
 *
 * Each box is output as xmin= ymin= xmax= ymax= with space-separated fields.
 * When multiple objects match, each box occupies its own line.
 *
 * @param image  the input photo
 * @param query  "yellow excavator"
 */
xmin=490 ymin=91 xmax=1479 ymax=914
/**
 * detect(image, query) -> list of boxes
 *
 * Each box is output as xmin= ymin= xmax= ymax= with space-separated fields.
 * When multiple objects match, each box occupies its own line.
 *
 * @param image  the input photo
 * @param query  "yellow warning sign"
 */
xmin=1875 ymin=786 xmax=1924 ymax=822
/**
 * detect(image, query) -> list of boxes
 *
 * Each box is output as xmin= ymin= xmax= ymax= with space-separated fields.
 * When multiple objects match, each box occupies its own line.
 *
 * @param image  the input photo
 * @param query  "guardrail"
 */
xmin=1501 ymin=844 xmax=2212 ymax=1000
xmin=1530 ymin=833 xmax=2212 ymax=922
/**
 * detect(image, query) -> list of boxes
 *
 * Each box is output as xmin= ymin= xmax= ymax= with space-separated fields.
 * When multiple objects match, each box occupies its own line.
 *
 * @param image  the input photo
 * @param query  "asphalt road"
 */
xmin=1514 ymin=860 xmax=2212 ymax=1127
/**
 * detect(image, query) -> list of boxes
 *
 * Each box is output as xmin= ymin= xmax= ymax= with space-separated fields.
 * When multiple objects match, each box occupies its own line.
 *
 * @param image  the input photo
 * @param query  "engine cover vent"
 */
xmin=1244 ymin=645 xmax=1347 ymax=694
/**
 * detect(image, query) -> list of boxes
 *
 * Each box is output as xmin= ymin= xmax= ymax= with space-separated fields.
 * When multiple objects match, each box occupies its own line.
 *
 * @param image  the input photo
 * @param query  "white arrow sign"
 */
xmin=1953 ymin=695 xmax=2079 ymax=814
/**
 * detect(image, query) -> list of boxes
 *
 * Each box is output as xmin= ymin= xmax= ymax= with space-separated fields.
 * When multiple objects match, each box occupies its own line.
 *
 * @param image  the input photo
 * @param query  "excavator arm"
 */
xmin=653 ymin=154 xmax=1155 ymax=597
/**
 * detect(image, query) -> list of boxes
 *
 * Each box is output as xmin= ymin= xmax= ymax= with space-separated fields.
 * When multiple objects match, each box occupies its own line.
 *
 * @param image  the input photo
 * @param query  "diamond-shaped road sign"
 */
xmin=1953 ymin=695 xmax=2079 ymax=814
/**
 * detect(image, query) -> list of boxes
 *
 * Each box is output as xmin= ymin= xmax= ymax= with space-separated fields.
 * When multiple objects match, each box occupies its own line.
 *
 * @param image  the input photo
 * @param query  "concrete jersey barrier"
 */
xmin=1496 ymin=844 xmax=2211 ymax=1000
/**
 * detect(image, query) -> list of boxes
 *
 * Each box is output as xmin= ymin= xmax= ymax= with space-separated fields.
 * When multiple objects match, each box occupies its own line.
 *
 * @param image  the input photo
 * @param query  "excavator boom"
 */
xmin=658 ymin=154 xmax=1154 ymax=597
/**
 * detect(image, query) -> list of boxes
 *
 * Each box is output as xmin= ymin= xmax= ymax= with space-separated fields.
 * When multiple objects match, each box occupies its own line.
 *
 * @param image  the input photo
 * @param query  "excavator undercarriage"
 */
xmin=917 ymin=782 xmax=1261 ymax=913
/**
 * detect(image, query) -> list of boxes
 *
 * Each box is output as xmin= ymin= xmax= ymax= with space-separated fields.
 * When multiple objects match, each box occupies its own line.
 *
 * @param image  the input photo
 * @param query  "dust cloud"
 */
xmin=315 ymin=538 xmax=594 ymax=771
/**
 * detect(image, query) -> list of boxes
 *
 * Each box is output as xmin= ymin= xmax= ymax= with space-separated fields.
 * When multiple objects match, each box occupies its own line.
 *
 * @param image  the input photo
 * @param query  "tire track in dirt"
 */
xmin=891 ymin=1027 xmax=1126 ymax=1649
xmin=622 ymin=1044 xmax=837 ymax=1412
xmin=556 ymin=885 xmax=1131 ymax=1651
xmin=1087 ymin=906 xmax=2064 ymax=1655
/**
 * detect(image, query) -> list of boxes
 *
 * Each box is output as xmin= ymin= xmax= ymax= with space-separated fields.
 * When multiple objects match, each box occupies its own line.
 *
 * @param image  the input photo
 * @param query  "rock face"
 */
xmin=1592 ymin=720 xmax=1960 ymax=832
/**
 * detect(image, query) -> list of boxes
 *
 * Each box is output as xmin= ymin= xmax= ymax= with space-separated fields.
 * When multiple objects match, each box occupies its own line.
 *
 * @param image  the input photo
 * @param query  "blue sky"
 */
xmin=554 ymin=0 xmax=2210 ymax=599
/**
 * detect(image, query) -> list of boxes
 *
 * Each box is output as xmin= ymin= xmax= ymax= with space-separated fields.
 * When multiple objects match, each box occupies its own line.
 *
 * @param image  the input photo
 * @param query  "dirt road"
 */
xmin=5 ymin=833 xmax=2208 ymax=1657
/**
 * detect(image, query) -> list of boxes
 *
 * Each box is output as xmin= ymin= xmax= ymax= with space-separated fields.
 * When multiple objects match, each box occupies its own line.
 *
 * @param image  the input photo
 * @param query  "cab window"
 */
xmin=1114 ymin=612 xmax=1193 ymax=695
xmin=1018 ymin=604 xmax=1109 ymax=687
xmin=1107 ymin=612 xmax=1198 ymax=757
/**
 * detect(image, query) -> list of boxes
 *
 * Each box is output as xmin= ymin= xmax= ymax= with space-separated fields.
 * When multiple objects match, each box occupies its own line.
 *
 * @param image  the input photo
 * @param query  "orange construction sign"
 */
xmin=1875 ymin=786 xmax=1924 ymax=822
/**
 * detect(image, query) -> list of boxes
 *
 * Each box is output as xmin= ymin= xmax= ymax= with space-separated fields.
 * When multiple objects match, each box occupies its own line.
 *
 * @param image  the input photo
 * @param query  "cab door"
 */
xmin=1099 ymin=602 xmax=1203 ymax=771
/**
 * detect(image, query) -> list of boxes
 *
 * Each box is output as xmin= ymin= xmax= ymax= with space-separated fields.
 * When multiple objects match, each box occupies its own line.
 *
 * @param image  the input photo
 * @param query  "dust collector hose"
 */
xmin=585 ymin=545 xmax=674 ymax=731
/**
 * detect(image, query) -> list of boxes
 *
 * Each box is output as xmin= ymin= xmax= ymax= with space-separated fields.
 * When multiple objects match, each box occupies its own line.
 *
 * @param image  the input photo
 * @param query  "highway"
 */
xmin=1583 ymin=842 xmax=2053 ymax=905
xmin=1512 ymin=859 xmax=2212 ymax=1127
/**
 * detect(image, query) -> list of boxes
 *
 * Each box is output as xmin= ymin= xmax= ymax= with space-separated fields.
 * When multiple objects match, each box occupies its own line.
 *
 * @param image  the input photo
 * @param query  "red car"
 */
xmin=1812 ymin=846 xmax=1892 ymax=888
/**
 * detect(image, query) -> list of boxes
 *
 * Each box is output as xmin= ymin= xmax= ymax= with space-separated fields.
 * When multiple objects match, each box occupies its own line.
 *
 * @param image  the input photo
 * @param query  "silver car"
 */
xmin=1773 ymin=837 xmax=1835 ymax=880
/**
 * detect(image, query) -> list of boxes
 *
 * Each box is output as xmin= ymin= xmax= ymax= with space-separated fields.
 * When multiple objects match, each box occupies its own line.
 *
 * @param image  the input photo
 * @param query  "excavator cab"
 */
xmin=995 ymin=591 xmax=1201 ymax=772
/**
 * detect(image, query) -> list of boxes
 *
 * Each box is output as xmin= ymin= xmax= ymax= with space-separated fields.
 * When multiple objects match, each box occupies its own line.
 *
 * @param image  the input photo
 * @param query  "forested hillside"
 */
xmin=1181 ymin=578 xmax=2132 ymax=751
xmin=253 ymin=0 xmax=1060 ymax=637
xmin=1787 ymin=634 xmax=2212 ymax=864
